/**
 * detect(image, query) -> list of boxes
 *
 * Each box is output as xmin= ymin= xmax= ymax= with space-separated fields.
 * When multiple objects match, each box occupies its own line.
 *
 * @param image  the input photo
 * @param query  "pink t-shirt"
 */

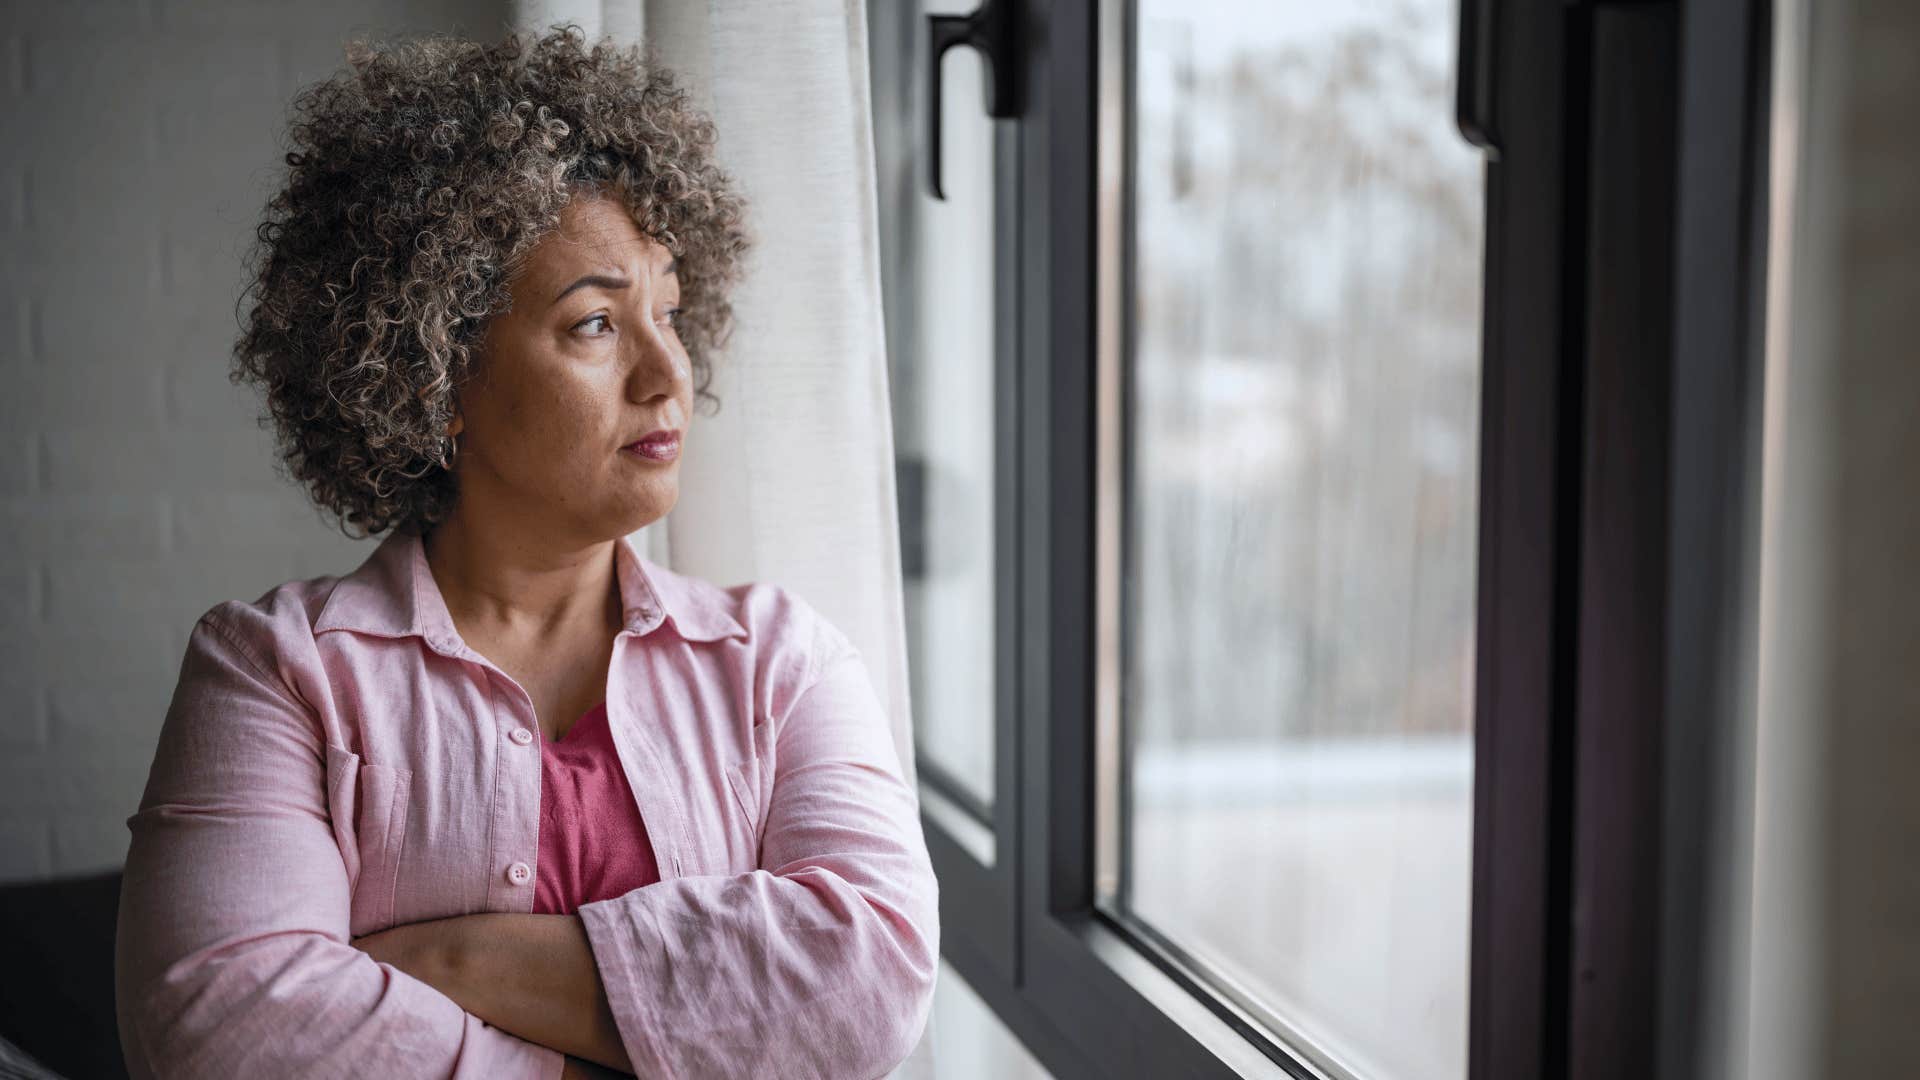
xmin=532 ymin=699 xmax=661 ymax=915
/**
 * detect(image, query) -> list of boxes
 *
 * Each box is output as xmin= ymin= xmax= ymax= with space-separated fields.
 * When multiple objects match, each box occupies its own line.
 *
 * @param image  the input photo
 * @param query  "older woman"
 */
xmin=113 ymin=26 xmax=938 ymax=1080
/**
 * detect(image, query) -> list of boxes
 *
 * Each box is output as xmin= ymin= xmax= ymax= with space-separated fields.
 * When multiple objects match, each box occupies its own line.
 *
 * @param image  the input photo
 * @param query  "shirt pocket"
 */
xmin=324 ymin=743 xmax=414 ymax=938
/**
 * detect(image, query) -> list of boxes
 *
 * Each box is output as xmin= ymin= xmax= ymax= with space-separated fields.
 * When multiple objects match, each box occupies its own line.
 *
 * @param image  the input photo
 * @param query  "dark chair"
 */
xmin=0 ymin=870 xmax=128 ymax=1080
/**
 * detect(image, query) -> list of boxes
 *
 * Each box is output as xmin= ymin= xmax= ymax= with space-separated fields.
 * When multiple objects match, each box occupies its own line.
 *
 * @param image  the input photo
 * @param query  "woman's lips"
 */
xmin=623 ymin=433 xmax=681 ymax=462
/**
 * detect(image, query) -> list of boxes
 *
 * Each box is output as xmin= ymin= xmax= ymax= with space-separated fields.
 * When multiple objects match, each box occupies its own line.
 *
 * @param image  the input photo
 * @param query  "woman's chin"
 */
xmin=611 ymin=484 xmax=678 ymax=530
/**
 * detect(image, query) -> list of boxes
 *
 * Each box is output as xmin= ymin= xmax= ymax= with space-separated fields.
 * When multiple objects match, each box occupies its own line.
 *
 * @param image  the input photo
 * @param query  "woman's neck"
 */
xmin=419 ymin=513 xmax=624 ymax=645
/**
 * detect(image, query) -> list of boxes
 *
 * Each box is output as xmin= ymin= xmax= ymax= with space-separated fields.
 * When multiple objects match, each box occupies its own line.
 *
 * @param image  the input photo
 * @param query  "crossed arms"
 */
xmin=115 ymin=604 xmax=938 ymax=1079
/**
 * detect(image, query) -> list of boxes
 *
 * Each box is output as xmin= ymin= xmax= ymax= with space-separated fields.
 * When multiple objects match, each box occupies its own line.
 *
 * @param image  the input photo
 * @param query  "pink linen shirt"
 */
xmin=113 ymin=526 xmax=940 ymax=1079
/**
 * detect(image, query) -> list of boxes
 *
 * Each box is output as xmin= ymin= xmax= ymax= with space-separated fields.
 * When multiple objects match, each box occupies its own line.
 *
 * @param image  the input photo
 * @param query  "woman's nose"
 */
xmin=625 ymin=317 xmax=688 ymax=398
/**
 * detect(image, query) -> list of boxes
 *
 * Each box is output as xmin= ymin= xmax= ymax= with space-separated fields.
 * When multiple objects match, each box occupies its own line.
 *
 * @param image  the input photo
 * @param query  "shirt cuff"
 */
xmin=576 ymin=895 xmax=678 ymax=1079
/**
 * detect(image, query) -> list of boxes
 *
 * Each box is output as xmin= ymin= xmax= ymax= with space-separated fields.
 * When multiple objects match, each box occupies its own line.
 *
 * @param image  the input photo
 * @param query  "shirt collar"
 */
xmin=313 ymin=526 xmax=748 ymax=648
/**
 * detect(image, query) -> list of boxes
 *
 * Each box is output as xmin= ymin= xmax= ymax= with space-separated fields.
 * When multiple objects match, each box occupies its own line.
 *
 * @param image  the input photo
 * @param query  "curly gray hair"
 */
xmin=230 ymin=24 xmax=751 ymax=537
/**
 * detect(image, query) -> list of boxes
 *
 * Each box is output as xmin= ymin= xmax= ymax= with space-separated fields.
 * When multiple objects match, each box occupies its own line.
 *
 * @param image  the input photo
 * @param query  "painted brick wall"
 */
xmin=0 ymin=0 xmax=503 ymax=883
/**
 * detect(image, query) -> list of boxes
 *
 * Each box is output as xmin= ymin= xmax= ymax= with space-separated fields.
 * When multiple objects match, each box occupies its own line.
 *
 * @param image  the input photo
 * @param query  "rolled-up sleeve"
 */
xmin=114 ymin=605 xmax=563 ymax=1080
xmin=576 ymin=624 xmax=941 ymax=1080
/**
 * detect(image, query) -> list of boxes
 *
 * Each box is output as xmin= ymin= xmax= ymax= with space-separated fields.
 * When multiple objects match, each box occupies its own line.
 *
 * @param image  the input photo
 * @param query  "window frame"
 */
xmin=872 ymin=0 xmax=1776 ymax=1076
xmin=868 ymin=0 xmax=1026 ymax=1006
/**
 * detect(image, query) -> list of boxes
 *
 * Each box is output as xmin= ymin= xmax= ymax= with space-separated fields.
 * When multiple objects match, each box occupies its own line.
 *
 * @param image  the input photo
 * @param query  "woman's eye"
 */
xmin=572 ymin=310 xmax=680 ymax=338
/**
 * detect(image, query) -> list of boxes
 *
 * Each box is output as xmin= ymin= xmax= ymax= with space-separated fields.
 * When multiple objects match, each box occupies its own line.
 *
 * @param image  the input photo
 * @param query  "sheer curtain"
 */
xmin=503 ymin=0 xmax=913 ymax=789
xmin=506 ymin=3 xmax=934 ymax=1077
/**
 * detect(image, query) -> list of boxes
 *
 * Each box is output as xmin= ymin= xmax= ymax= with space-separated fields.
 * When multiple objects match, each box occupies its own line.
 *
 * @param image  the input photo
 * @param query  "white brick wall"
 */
xmin=0 ymin=0 xmax=504 ymax=882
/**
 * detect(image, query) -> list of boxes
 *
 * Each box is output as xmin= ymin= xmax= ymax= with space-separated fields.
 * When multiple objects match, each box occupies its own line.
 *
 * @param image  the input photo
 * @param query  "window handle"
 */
xmin=927 ymin=0 xmax=1021 ymax=200
xmin=1456 ymin=0 xmax=1501 ymax=157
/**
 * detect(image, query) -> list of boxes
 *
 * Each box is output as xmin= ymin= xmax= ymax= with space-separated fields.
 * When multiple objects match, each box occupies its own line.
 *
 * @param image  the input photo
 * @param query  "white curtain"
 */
xmin=1738 ymin=0 xmax=1920 ymax=1077
xmin=506 ymin=4 xmax=934 ymax=1078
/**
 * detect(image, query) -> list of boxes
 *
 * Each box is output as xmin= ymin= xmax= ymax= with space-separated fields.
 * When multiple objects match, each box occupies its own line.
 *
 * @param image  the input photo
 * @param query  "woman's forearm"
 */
xmin=406 ymin=912 xmax=635 ymax=1073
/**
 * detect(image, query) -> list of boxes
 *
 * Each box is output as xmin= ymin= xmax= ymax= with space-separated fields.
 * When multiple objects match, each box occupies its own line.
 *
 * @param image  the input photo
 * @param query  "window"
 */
xmin=875 ymin=0 xmax=1011 ymax=834
xmin=870 ymin=0 xmax=1022 ymax=996
xmin=870 ymin=0 xmax=1770 ymax=1075
xmin=1105 ymin=2 xmax=1483 ymax=1076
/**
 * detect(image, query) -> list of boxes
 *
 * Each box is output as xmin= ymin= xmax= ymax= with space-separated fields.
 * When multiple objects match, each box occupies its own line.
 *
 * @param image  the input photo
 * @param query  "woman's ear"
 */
xmin=448 ymin=412 xmax=464 ymax=439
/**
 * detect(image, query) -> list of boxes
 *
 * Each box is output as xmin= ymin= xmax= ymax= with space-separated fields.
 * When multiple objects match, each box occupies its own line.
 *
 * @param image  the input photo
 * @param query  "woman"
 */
xmin=113 ymin=26 xmax=938 ymax=1080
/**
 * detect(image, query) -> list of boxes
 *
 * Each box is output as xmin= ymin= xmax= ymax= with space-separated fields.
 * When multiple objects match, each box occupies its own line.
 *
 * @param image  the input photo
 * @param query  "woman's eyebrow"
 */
xmin=551 ymin=259 xmax=678 ymax=305
xmin=553 ymin=273 xmax=629 ymax=304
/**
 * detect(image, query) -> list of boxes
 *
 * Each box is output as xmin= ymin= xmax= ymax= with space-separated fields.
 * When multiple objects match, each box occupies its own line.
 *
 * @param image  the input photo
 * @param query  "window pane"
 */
xmin=1117 ymin=2 xmax=1483 ymax=1077
xmin=885 ymin=0 xmax=999 ymax=814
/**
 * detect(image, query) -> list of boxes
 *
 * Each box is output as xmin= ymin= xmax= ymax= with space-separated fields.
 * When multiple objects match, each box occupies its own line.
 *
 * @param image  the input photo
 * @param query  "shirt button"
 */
xmin=509 ymin=728 xmax=534 ymax=745
xmin=506 ymin=861 xmax=531 ymax=885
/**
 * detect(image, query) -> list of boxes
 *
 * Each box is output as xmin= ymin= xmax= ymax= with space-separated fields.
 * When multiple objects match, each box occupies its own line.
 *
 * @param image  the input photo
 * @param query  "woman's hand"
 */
xmin=352 ymin=914 xmax=634 ymax=1073
xmin=356 ymin=928 xmax=635 ymax=1077
xmin=355 ymin=924 xmax=632 ymax=1077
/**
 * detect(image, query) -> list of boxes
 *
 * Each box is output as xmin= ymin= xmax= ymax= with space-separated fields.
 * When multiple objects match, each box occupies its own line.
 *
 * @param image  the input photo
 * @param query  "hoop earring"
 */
xmin=440 ymin=434 xmax=458 ymax=471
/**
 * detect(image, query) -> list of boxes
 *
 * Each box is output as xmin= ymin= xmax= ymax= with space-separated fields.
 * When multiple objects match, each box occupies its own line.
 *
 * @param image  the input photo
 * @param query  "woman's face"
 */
xmin=449 ymin=194 xmax=692 ymax=539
